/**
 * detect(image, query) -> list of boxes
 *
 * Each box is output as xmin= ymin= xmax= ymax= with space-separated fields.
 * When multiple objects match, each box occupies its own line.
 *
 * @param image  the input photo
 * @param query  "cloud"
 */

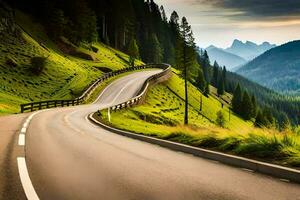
xmin=195 ymin=0 xmax=300 ymax=20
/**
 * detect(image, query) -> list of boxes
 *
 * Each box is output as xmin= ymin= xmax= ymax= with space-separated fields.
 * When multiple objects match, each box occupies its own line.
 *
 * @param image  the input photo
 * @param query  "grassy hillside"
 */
xmin=101 ymin=70 xmax=253 ymax=135
xmin=99 ymin=71 xmax=300 ymax=167
xmin=0 ymin=9 xmax=141 ymax=115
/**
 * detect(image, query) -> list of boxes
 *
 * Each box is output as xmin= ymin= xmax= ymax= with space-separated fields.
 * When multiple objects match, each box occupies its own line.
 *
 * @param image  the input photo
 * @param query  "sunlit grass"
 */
xmin=99 ymin=72 xmax=300 ymax=167
xmin=0 ymin=11 xmax=143 ymax=115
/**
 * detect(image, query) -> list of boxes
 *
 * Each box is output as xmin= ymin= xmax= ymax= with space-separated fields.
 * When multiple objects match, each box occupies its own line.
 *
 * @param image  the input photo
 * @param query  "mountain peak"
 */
xmin=206 ymin=45 xmax=217 ymax=50
xmin=232 ymin=39 xmax=243 ymax=46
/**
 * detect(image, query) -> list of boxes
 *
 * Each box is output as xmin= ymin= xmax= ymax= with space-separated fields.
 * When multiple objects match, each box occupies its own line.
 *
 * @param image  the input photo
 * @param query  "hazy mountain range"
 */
xmin=236 ymin=40 xmax=300 ymax=95
xmin=205 ymin=40 xmax=276 ymax=70
xmin=226 ymin=40 xmax=276 ymax=61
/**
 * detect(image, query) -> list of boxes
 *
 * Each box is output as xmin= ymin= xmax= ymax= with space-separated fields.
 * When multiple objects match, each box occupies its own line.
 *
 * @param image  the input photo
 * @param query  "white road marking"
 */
xmin=111 ymin=79 xmax=137 ymax=104
xmin=241 ymin=168 xmax=254 ymax=173
xmin=17 ymin=157 xmax=40 ymax=200
xmin=17 ymin=110 xmax=44 ymax=200
xmin=23 ymin=122 xmax=29 ymax=128
xmin=21 ymin=127 xmax=27 ymax=133
xmin=18 ymin=134 xmax=25 ymax=146
xmin=279 ymin=178 xmax=290 ymax=183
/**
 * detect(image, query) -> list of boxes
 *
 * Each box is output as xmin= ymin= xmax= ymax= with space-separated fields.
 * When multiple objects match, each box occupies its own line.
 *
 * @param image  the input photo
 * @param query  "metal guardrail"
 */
xmin=109 ymin=63 xmax=171 ymax=112
xmin=20 ymin=64 xmax=169 ymax=113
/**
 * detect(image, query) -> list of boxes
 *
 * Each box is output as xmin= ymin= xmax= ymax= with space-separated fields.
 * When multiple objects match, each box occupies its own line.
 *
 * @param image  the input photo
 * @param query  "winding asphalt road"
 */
xmin=1 ymin=70 xmax=300 ymax=200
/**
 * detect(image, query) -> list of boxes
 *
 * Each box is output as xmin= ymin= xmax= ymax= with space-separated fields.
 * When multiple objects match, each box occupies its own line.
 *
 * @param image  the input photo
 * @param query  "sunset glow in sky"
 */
xmin=155 ymin=0 xmax=300 ymax=48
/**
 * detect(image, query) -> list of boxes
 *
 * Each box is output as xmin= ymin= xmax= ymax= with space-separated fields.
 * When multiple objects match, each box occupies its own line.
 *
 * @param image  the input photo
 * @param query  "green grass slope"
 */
xmin=102 ymin=70 xmax=253 ymax=135
xmin=99 ymin=71 xmax=300 ymax=167
xmin=0 ymin=10 xmax=141 ymax=115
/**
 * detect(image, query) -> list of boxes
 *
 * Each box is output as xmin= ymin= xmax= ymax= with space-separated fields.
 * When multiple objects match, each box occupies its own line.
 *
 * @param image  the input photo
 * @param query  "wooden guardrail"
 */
xmin=108 ymin=63 xmax=171 ymax=112
xmin=20 ymin=64 xmax=169 ymax=113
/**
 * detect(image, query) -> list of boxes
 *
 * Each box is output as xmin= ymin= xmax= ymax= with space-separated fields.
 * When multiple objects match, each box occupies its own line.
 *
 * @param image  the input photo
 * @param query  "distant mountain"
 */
xmin=206 ymin=45 xmax=247 ymax=70
xmin=237 ymin=40 xmax=300 ymax=95
xmin=226 ymin=39 xmax=276 ymax=61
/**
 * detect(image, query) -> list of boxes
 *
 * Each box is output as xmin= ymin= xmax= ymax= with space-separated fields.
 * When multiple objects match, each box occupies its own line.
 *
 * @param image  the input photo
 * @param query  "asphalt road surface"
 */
xmin=1 ymin=70 xmax=300 ymax=200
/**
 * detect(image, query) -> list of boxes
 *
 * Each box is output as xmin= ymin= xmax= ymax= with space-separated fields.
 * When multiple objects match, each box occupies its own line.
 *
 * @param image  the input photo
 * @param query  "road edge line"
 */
xmin=88 ymin=113 xmax=300 ymax=184
xmin=17 ymin=157 xmax=40 ymax=200
xmin=17 ymin=111 xmax=43 ymax=200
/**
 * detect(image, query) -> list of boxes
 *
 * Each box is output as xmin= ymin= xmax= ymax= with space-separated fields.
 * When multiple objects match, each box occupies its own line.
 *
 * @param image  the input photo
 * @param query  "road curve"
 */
xmin=17 ymin=70 xmax=300 ymax=199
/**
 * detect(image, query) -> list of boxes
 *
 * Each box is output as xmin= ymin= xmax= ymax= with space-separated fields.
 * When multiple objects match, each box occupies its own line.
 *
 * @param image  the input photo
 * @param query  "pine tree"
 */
xmin=178 ymin=17 xmax=195 ymax=125
xmin=197 ymin=69 xmax=206 ymax=92
xmin=202 ymin=50 xmax=210 ymax=83
xmin=232 ymin=84 xmax=242 ymax=114
xmin=48 ymin=8 xmax=66 ymax=40
xmin=160 ymin=6 xmax=167 ymax=22
xmin=204 ymin=82 xmax=210 ymax=97
xmin=148 ymin=33 xmax=163 ymax=63
xmin=222 ymin=66 xmax=227 ymax=91
xmin=263 ymin=107 xmax=275 ymax=127
xmin=217 ymin=76 xmax=225 ymax=96
xmin=255 ymin=109 xmax=266 ymax=128
xmin=128 ymin=38 xmax=140 ymax=67
xmin=251 ymin=95 xmax=257 ymax=118
xmin=241 ymin=91 xmax=252 ymax=120
xmin=212 ymin=61 xmax=219 ymax=87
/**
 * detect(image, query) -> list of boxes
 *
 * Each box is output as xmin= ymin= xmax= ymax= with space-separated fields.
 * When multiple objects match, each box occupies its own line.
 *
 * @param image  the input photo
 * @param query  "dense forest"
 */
xmin=4 ymin=0 xmax=300 ymax=128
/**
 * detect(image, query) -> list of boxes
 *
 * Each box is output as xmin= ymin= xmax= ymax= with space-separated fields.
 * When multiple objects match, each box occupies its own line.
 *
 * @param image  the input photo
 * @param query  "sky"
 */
xmin=155 ymin=0 xmax=300 ymax=48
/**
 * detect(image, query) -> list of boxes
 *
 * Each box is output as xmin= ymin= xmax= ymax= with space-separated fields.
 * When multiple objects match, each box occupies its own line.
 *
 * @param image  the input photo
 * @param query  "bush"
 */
xmin=30 ymin=57 xmax=47 ymax=75
xmin=216 ymin=110 xmax=226 ymax=128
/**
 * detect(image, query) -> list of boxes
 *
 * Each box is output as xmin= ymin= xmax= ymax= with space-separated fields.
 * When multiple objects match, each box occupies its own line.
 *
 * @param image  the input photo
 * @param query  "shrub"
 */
xmin=216 ymin=110 xmax=226 ymax=128
xmin=30 ymin=57 xmax=47 ymax=75
xmin=91 ymin=45 xmax=99 ymax=53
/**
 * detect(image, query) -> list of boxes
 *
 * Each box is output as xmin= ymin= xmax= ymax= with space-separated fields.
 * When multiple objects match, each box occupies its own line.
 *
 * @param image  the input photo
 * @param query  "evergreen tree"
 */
xmin=204 ymin=82 xmax=210 ymax=97
xmin=232 ymin=84 xmax=242 ymax=114
xmin=222 ymin=66 xmax=227 ymax=91
xmin=255 ymin=110 xmax=267 ymax=128
xmin=48 ymin=8 xmax=66 ymax=40
xmin=241 ymin=91 xmax=253 ymax=120
xmin=148 ymin=33 xmax=163 ymax=63
xmin=197 ymin=69 xmax=206 ymax=92
xmin=251 ymin=95 xmax=257 ymax=118
xmin=128 ymin=38 xmax=140 ymax=67
xmin=178 ymin=17 xmax=196 ymax=125
xmin=160 ymin=6 xmax=167 ymax=22
xmin=263 ymin=107 xmax=275 ymax=127
xmin=217 ymin=76 xmax=225 ymax=96
xmin=202 ymin=50 xmax=210 ymax=83
xmin=212 ymin=61 xmax=219 ymax=87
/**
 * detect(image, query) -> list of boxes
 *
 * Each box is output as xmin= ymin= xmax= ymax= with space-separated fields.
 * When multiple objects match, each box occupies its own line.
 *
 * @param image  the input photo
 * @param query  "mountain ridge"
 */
xmin=236 ymin=40 xmax=300 ymax=95
xmin=226 ymin=39 xmax=276 ymax=60
xmin=205 ymin=45 xmax=247 ymax=70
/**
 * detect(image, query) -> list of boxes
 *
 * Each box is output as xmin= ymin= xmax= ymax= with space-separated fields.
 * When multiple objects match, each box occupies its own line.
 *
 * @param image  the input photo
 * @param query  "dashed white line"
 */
xmin=17 ymin=157 xmax=40 ymax=200
xmin=17 ymin=111 xmax=43 ymax=200
xmin=18 ymin=134 xmax=25 ymax=146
